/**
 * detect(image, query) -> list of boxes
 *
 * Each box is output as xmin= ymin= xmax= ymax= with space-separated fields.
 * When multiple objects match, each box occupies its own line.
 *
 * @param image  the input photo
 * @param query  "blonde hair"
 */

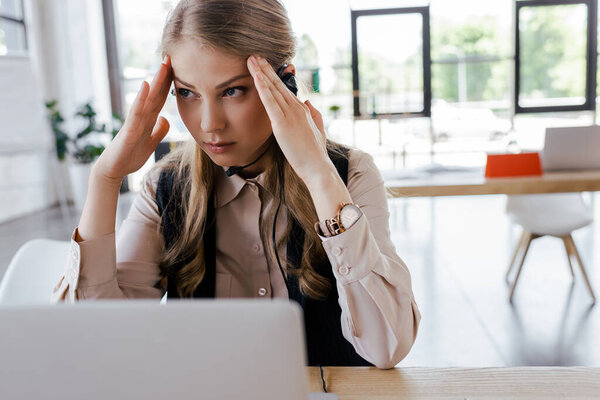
xmin=155 ymin=0 xmax=348 ymax=299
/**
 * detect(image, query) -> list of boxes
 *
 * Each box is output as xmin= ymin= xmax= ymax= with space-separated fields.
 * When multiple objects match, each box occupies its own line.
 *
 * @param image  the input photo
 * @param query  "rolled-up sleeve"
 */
xmin=317 ymin=149 xmax=421 ymax=369
xmin=51 ymin=170 xmax=166 ymax=302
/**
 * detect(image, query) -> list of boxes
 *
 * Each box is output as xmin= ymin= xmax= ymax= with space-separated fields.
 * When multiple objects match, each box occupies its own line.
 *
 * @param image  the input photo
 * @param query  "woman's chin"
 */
xmin=202 ymin=151 xmax=239 ymax=169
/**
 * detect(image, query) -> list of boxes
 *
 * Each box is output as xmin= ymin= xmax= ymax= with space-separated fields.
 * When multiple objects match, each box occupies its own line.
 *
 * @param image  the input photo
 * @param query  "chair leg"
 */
xmin=565 ymin=235 xmax=596 ymax=303
xmin=560 ymin=236 xmax=576 ymax=278
xmin=509 ymin=231 xmax=535 ymax=302
xmin=506 ymin=230 xmax=527 ymax=283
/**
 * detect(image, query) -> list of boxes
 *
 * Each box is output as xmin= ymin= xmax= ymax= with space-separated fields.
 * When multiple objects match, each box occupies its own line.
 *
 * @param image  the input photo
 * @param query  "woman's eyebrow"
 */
xmin=173 ymin=73 xmax=251 ymax=90
xmin=174 ymin=76 xmax=196 ymax=89
xmin=215 ymin=73 xmax=251 ymax=89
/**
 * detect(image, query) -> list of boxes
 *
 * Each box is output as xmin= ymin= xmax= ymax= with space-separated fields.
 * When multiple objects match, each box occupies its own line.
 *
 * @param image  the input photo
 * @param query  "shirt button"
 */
xmin=252 ymin=243 xmax=262 ymax=254
xmin=258 ymin=288 xmax=267 ymax=296
xmin=69 ymin=268 xmax=78 ymax=281
xmin=339 ymin=265 xmax=351 ymax=275
xmin=332 ymin=247 xmax=342 ymax=256
xmin=71 ymin=247 xmax=79 ymax=261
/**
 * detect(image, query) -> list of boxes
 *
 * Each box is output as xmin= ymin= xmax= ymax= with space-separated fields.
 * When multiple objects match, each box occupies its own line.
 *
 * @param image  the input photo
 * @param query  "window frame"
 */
xmin=350 ymin=6 xmax=432 ymax=118
xmin=514 ymin=0 xmax=598 ymax=114
xmin=0 ymin=0 xmax=28 ymax=55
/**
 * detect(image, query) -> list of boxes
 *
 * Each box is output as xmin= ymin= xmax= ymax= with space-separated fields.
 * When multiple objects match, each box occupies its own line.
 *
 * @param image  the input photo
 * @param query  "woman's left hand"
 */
xmin=247 ymin=55 xmax=331 ymax=183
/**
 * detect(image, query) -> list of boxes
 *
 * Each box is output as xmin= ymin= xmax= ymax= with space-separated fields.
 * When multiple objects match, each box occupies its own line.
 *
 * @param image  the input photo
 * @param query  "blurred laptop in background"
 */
xmin=541 ymin=125 xmax=600 ymax=171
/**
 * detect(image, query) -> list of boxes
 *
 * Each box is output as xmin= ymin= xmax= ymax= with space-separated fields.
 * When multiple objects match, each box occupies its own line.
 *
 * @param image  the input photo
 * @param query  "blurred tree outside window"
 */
xmin=356 ymin=13 xmax=425 ymax=115
xmin=518 ymin=3 xmax=588 ymax=108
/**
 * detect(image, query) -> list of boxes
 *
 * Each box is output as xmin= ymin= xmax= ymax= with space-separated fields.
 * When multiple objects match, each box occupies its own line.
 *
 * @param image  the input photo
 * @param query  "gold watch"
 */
xmin=319 ymin=203 xmax=362 ymax=237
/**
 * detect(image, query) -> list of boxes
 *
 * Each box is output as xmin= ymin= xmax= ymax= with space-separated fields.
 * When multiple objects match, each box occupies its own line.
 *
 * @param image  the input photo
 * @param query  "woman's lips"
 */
xmin=205 ymin=142 xmax=234 ymax=154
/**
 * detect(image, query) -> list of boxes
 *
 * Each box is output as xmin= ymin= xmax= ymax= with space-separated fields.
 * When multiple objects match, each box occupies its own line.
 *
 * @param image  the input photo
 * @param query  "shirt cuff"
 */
xmin=317 ymin=214 xmax=376 ymax=285
xmin=70 ymin=227 xmax=117 ymax=289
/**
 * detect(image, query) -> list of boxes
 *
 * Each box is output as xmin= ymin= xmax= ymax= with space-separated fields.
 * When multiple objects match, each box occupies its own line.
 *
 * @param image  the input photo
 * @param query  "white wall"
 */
xmin=0 ymin=0 xmax=111 ymax=223
xmin=0 ymin=54 xmax=53 ymax=223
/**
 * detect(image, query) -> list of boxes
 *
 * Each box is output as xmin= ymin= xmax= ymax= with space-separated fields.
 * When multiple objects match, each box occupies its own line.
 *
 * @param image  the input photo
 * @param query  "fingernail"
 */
xmin=249 ymin=55 xmax=258 ymax=66
xmin=162 ymin=55 xmax=168 ymax=65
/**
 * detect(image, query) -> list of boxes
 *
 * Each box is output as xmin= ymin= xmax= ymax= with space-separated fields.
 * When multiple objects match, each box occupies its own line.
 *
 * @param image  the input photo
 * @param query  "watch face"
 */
xmin=340 ymin=204 xmax=361 ymax=228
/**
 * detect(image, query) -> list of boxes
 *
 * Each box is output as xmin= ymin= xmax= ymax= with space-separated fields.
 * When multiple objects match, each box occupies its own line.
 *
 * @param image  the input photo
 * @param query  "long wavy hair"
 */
xmin=153 ymin=0 xmax=349 ymax=299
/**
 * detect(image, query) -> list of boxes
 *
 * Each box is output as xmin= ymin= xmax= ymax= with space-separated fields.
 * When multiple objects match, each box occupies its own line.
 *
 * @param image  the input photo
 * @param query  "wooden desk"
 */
xmin=308 ymin=367 xmax=600 ymax=399
xmin=385 ymin=170 xmax=600 ymax=198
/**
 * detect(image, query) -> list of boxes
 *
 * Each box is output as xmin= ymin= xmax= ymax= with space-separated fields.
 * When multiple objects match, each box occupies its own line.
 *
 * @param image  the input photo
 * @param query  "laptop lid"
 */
xmin=0 ymin=300 xmax=310 ymax=400
xmin=542 ymin=125 xmax=600 ymax=171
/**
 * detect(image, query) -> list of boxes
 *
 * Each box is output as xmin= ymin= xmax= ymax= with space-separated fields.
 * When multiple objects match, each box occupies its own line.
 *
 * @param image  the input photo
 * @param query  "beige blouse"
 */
xmin=52 ymin=148 xmax=420 ymax=369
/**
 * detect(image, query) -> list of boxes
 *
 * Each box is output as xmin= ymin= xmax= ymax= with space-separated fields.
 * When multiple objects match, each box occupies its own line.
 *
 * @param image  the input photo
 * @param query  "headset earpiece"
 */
xmin=276 ymin=64 xmax=298 ymax=96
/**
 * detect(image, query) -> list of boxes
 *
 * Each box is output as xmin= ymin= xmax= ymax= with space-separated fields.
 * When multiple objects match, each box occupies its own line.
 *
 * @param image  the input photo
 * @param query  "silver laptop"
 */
xmin=0 ymin=300 xmax=334 ymax=400
xmin=542 ymin=125 xmax=600 ymax=171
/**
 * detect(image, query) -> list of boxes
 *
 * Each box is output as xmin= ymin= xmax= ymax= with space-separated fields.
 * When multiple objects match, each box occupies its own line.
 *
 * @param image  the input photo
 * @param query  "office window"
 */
xmin=351 ymin=7 xmax=431 ymax=117
xmin=428 ymin=0 xmax=513 ymax=145
xmin=0 ymin=0 xmax=27 ymax=56
xmin=515 ymin=0 xmax=597 ymax=113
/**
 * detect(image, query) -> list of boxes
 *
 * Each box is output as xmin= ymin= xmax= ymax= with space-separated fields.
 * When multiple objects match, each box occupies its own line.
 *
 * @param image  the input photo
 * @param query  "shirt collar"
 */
xmin=214 ymin=166 xmax=274 ymax=208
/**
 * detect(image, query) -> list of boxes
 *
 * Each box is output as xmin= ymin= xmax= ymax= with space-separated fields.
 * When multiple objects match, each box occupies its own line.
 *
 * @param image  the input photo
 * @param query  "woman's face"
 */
xmin=170 ymin=40 xmax=274 ymax=175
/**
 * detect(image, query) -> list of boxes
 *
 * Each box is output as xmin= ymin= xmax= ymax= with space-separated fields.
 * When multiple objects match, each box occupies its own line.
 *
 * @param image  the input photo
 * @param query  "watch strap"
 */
xmin=316 ymin=203 xmax=360 ymax=237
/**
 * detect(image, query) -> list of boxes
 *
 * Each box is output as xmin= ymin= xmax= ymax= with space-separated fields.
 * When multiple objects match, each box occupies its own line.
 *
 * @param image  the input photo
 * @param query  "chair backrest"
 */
xmin=0 ymin=239 xmax=70 ymax=305
xmin=506 ymin=193 xmax=593 ymax=236
xmin=542 ymin=125 xmax=600 ymax=171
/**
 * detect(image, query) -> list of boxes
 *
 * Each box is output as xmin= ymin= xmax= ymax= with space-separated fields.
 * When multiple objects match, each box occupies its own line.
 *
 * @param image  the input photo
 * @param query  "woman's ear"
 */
xmin=281 ymin=63 xmax=296 ymax=76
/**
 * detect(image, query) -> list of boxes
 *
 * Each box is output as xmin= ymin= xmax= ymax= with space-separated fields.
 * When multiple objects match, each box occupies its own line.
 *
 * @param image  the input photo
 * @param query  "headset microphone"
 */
xmin=225 ymin=141 xmax=273 ymax=177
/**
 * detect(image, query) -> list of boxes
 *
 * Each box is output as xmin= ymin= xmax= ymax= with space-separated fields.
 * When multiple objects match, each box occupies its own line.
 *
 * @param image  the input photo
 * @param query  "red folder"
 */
xmin=485 ymin=152 xmax=543 ymax=178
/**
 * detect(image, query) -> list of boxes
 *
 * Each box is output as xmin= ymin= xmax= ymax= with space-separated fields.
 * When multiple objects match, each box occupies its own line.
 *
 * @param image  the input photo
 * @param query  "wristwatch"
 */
xmin=317 ymin=203 xmax=362 ymax=237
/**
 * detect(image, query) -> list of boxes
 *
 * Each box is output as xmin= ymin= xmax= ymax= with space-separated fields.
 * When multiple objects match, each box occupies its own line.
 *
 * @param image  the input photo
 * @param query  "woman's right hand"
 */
xmin=93 ymin=56 xmax=174 ymax=186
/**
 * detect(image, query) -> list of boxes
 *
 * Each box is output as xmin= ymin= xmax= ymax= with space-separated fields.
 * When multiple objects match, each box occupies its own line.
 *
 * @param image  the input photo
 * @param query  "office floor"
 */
xmin=0 ymin=193 xmax=598 ymax=367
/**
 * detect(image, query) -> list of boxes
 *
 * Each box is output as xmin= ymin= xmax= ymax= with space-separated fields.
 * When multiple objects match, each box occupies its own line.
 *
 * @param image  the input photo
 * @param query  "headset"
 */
xmin=224 ymin=64 xmax=298 ymax=288
xmin=271 ymin=64 xmax=297 ymax=289
xmin=169 ymin=64 xmax=298 ymax=288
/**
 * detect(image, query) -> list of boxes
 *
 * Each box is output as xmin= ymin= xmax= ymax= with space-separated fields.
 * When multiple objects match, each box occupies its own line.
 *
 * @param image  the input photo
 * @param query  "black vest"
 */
xmin=156 ymin=148 xmax=372 ymax=366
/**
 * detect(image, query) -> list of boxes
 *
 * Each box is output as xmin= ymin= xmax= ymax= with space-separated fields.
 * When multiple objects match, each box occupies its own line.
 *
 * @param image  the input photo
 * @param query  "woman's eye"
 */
xmin=177 ymin=88 xmax=194 ymax=99
xmin=224 ymin=87 xmax=245 ymax=98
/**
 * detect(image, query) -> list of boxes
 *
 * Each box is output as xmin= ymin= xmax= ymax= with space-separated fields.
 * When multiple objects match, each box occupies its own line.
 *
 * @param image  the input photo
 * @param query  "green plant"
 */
xmin=71 ymin=103 xmax=107 ymax=163
xmin=45 ymin=101 xmax=69 ymax=161
xmin=45 ymin=100 xmax=123 ymax=164
xmin=329 ymin=104 xmax=341 ymax=118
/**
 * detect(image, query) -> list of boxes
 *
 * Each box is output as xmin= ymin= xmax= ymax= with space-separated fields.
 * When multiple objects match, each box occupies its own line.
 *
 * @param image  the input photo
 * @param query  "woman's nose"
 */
xmin=200 ymin=103 xmax=226 ymax=133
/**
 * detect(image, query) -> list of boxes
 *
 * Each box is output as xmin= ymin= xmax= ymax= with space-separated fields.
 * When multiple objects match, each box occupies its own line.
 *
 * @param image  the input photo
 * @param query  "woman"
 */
xmin=53 ymin=0 xmax=420 ymax=369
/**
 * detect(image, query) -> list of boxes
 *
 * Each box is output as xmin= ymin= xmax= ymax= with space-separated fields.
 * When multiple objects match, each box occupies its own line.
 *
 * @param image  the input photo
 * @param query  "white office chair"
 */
xmin=505 ymin=193 xmax=596 ymax=303
xmin=0 ymin=239 xmax=70 ymax=305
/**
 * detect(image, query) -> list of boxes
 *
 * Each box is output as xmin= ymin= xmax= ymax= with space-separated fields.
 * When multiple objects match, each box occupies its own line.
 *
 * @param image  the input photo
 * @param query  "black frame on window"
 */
xmin=0 ymin=0 xmax=28 ymax=53
xmin=351 ymin=7 xmax=431 ymax=118
xmin=515 ymin=0 xmax=597 ymax=113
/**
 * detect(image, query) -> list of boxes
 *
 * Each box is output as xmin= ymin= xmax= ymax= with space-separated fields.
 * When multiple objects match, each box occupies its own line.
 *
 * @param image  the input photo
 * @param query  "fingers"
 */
xmin=252 ymin=56 xmax=296 ymax=105
xmin=305 ymin=100 xmax=325 ymax=134
xmin=122 ymin=81 xmax=149 ymax=134
xmin=146 ymin=56 xmax=174 ymax=116
xmin=248 ymin=57 xmax=286 ymax=122
xmin=150 ymin=116 xmax=170 ymax=147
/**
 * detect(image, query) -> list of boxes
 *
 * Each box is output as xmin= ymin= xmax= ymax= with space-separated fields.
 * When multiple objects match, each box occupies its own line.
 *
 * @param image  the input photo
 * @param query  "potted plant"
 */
xmin=329 ymin=104 xmax=341 ymax=119
xmin=45 ymin=101 xmax=122 ymax=211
